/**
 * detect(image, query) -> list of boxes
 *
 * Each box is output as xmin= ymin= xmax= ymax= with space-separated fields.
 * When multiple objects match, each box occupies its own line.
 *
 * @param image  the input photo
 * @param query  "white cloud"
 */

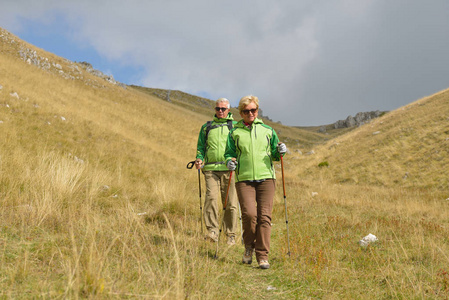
xmin=1 ymin=0 xmax=449 ymax=125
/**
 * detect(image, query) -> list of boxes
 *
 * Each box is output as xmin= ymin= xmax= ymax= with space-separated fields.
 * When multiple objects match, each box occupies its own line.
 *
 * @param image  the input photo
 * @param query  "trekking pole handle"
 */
xmin=280 ymin=155 xmax=286 ymax=197
xmin=186 ymin=161 xmax=195 ymax=169
xmin=187 ymin=160 xmax=204 ymax=170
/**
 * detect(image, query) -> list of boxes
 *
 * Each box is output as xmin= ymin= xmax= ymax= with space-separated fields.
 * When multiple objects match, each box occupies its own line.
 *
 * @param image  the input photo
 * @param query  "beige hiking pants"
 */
xmin=203 ymin=171 xmax=238 ymax=237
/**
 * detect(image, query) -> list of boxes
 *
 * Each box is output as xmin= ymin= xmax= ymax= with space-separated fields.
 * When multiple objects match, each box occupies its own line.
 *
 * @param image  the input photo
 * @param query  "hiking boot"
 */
xmin=259 ymin=260 xmax=270 ymax=269
xmin=227 ymin=235 xmax=236 ymax=245
xmin=205 ymin=231 xmax=218 ymax=242
xmin=242 ymin=246 xmax=254 ymax=264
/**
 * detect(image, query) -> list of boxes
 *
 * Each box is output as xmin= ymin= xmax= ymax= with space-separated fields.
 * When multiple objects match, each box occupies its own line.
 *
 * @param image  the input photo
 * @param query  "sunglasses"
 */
xmin=215 ymin=107 xmax=228 ymax=112
xmin=242 ymin=108 xmax=258 ymax=115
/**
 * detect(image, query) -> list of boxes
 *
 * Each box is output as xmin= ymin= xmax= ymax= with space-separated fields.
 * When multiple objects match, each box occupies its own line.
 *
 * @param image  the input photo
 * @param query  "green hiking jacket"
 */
xmin=196 ymin=113 xmax=236 ymax=171
xmin=225 ymin=118 xmax=282 ymax=182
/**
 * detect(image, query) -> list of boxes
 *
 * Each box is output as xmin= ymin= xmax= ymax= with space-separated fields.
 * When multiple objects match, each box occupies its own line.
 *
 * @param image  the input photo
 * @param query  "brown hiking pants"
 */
xmin=203 ymin=171 xmax=238 ymax=237
xmin=235 ymin=179 xmax=275 ymax=262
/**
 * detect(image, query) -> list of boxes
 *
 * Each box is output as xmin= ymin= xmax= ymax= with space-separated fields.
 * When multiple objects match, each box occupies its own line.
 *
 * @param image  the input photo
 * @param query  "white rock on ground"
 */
xmin=359 ymin=233 xmax=378 ymax=247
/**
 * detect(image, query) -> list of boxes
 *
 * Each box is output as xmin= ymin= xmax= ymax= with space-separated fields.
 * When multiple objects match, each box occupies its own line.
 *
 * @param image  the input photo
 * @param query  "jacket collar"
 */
xmin=213 ymin=112 xmax=234 ymax=123
xmin=236 ymin=118 xmax=263 ymax=128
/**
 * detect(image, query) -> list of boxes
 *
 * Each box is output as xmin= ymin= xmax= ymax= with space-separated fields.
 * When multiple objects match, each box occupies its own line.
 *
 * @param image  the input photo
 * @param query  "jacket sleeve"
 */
xmin=196 ymin=124 xmax=207 ymax=160
xmin=224 ymin=129 xmax=237 ymax=163
xmin=270 ymin=128 xmax=282 ymax=161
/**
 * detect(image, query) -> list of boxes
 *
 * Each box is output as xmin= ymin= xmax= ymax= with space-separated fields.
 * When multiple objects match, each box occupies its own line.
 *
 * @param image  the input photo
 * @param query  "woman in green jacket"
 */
xmin=225 ymin=95 xmax=287 ymax=269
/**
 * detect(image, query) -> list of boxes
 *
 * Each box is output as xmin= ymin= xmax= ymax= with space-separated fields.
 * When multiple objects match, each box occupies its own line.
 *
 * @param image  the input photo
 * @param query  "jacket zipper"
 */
xmin=266 ymin=135 xmax=274 ymax=176
xmin=251 ymin=125 xmax=256 ymax=178
xmin=236 ymin=137 xmax=241 ymax=180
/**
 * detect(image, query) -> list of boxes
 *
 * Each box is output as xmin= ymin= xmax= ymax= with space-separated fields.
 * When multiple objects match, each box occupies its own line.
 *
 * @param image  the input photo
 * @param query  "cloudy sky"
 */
xmin=2 ymin=1 xmax=449 ymax=126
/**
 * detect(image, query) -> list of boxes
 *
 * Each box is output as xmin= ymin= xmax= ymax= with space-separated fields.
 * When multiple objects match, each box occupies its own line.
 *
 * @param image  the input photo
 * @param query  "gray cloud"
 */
xmin=1 ymin=0 xmax=449 ymax=125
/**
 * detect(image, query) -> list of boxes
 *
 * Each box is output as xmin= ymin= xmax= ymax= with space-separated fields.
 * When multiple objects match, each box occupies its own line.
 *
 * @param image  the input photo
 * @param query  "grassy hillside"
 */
xmin=294 ymin=89 xmax=449 ymax=189
xmin=1 ymin=27 xmax=449 ymax=299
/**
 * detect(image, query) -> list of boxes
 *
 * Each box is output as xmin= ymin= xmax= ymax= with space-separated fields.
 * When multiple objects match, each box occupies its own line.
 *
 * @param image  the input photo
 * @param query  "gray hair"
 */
xmin=215 ymin=97 xmax=230 ymax=108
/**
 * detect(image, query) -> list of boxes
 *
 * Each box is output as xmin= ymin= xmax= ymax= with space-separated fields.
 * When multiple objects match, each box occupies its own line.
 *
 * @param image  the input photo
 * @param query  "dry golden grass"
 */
xmin=1 ymin=27 xmax=449 ymax=299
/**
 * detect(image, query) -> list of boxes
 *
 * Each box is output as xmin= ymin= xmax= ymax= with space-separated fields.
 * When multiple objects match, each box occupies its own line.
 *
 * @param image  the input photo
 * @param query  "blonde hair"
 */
xmin=238 ymin=95 xmax=259 ymax=112
xmin=215 ymin=98 xmax=230 ymax=108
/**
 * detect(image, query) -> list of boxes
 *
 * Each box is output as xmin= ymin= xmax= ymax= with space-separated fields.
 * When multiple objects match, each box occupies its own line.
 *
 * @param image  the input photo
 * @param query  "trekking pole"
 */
xmin=280 ymin=155 xmax=291 ymax=256
xmin=238 ymin=203 xmax=243 ymax=245
xmin=187 ymin=161 xmax=203 ymax=234
xmin=214 ymin=170 xmax=233 ymax=259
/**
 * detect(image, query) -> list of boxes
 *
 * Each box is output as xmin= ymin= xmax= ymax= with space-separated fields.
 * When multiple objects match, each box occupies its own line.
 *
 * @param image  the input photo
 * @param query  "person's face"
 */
xmin=240 ymin=102 xmax=258 ymax=125
xmin=215 ymin=102 xmax=230 ymax=119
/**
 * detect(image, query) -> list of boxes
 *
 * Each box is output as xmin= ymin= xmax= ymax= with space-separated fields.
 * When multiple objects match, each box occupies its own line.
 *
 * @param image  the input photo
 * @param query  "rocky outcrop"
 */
xmin=77 ymin=61 xmax=121 ymax=86
xmin=1 ymin=28 xmax=126 ymax=89
xmin=334 ymin=111 xmax=387 ymax=129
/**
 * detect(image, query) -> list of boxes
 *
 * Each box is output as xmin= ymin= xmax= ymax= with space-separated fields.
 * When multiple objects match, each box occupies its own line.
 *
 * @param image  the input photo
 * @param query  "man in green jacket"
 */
xmin=195 ymin=98 xmax=239 ymax=245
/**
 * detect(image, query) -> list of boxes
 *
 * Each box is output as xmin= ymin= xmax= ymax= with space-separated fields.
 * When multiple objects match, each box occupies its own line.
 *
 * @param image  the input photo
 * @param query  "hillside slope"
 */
xmin=291 ymin=89 xmax=449 ymax=189
xmin=1 ymin=28 xmax=209 ymax=297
